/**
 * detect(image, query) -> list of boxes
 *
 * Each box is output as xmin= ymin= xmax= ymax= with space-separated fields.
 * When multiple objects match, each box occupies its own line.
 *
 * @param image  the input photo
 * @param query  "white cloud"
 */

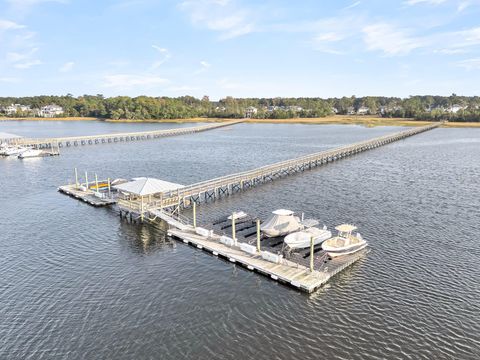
xmin=59 ymin=61 xmax=75 ymax=72
xmin=0 ymin=77 xmax=21 ymax=83
xmin=456 ymin=58 xmax=480 ymax=69
xmin=343 ymin=1 xmax=361 ymax=10
xmin=362 ymin=23 xmax=424 ymax=55
xmin=103 ymin=74 xmax=168 ymax=88
xmin=0 ymin=20 xmax=25 ymax=31
xmin=405 ymin=0 xmax=447 ymax=5
xmin=6 ymin=47 xmax=38 ymax=62
xmin=200 ymin=61 xmax=211 ymax=68
xmin=150 ymin=45 xmax=171 ymax=69
xmin=14 ymin=59 xmax=42 ymax=69
xmin=179 ymin=0 xmax=255 ymax=40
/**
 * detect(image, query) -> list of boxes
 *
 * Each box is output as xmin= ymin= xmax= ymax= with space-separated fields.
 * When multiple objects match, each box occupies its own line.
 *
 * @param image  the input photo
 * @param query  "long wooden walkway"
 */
xmin=138 ymin=123 xmax=440 ymax=213
xmin=8 ymin=120 xmax=244 ymax=148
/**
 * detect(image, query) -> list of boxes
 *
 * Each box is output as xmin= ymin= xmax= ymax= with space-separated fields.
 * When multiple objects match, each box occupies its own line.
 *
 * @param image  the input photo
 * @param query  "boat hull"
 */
xmin=323 ymin=242 xmax=368 ymax=257
xmin=284 ymin=230 xmax=331 ymax=249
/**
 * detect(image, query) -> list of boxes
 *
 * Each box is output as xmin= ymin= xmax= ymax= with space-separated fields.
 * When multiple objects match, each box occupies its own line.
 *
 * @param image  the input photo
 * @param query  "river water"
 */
xmin=0 ymin=121 xmax=479 ymax=359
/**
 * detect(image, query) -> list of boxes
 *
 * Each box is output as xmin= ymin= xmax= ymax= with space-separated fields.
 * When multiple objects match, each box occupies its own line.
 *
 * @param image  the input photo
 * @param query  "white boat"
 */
xmin=284 ymin=226 xmax=332 ymax=249
xmin=261 ymin=209 xmax=303 ymax=238
xmin=321 ymin=224 xmax=368 ymax=258
xmin=2 ymin=146 xmax=29 ymax=156
xmin=18 ymin=148 xmax=44 ymax=158
xmin=228 ymin=211 xmax=248 ymax=221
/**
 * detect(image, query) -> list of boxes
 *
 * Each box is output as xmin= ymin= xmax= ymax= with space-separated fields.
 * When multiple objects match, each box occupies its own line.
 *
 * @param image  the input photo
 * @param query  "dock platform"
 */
xmin=58 ymin=184 xmax=117 ymax=207
xmin=167 ymin=227 xmax=368 ymax=293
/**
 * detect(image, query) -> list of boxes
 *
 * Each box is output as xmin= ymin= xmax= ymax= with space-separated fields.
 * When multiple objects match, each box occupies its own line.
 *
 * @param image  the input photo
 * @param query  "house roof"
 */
xmin=113 ymin=177 xmax=183 ymax=196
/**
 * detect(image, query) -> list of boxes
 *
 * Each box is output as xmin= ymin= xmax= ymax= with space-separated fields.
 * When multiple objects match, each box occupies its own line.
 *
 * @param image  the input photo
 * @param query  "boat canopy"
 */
xmin=261 ymin=209 xmax=301 ymax=236
xmin=272 ymin=209 xmax=294 ymax=216
xmin=335 ymin=224 xmax=357 ymax=233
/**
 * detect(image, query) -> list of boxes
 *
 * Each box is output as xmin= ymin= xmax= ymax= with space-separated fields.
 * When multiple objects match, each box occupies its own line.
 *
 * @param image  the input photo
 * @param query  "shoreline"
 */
xmin=1 ymin=116 xmax=479 ymax=128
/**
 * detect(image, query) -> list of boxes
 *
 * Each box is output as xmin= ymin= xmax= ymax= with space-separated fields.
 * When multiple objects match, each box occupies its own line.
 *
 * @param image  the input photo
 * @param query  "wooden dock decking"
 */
xmin=167 ymin=227 xmax=369 ymax=293
xmin=58 ymin=184 xmax=116 ymax=207
xmin=8 ymin=120 xmax=244 ymax=148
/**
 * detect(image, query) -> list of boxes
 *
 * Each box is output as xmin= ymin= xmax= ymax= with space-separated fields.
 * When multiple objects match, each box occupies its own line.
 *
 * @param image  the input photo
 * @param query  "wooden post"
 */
xmin=95 ymin=173 xmax=99 ymax=192
xmin=256 ymin=219 xmax=261 ymax=252
xmin=85 ymin=172 xmax=88 ymax=189
xmin=107 ymin=178 xmax=111 ymax=198
xmin=232 ymin=214 xmax=236 ymax=246
xmin=74 ymin=168 xmax=79 ymax=188
xmin=193 ymin=202 xmax=197 ymax=229
xmin=310 ymin=235 xmax=314 ymax=272
xmin=140 ymin=196 xmax=144 ymax=222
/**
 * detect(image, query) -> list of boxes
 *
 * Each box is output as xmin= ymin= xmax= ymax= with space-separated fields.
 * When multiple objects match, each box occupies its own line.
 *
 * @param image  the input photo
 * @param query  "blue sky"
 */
xmin=0 ymin=0 xmax=480 ymax=99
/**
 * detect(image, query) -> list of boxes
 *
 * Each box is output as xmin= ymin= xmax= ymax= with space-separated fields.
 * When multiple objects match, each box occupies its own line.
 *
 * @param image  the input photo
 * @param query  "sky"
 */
xmin=0 ymin=0 xmax=480 ymax=99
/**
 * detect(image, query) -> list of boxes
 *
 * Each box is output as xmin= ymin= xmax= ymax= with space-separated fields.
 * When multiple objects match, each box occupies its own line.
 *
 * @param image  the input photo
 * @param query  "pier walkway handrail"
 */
xmin=10 ymin=120 xmax=244 ymax=147
xmin=143 ymin=122 xmax=440 ymax=212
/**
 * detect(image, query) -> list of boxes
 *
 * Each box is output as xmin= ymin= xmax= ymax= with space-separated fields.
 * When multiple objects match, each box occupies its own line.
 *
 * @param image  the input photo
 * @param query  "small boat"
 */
xmin=228 ymin=211 xmax=248 ymax=221
xmin=261 ymin=209 xmax=303 ymax=238
xmin=284 ymin=226 xmax=332 ymax=249
xmin=18 ymin=149 xmax=44 ymax=158
xmin=2 ymin=146 xmax=29 ymax=156
xmin=321 ymin=224 xmax=368 ymax=258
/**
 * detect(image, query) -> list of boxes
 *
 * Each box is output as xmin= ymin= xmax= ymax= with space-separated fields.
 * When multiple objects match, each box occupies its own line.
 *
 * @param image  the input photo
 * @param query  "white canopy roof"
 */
xmin=113 ymin=177 xmax=183 ymax=196
xmin=272 ymin=209 xmax=294 ymax=216
xmin=335 ymin=224 xmax=357 ymax=233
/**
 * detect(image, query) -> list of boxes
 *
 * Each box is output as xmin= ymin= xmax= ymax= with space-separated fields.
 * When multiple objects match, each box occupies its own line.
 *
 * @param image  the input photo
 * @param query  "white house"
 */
xmin=447 ymin=104 xmax=466 ymax=113
xmin=245 ymin=106 xmax=258 ymax=118
xmin=36 ymin=104 xmax=64 ymax=118
xmin=1 ymin=104 xmax=31 ymax=115
xmin=357 ymin=106 xmax=370 ymax=115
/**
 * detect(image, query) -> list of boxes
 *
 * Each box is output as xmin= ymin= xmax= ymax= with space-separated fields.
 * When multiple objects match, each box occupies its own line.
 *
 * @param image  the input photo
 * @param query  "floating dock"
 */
xmin=167 ymin=224 xmax=369 ymax=293
xmin=58 ymin=183 xmax=116 ymax=207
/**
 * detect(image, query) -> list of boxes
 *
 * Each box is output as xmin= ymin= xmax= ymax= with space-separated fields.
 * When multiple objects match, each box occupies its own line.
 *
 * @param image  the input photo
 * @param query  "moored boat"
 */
xmin=284 ymin=226 xmax=332 ymax=249
xmin=18 ymin=148 xmax=44 ymax=158
xmin=261 ymin=209 xmax=303 ymax=238
xmin=321 ymin=224 xmax=367 ymax=258
xmin=2 ymin=146 xmax=29 ymax=156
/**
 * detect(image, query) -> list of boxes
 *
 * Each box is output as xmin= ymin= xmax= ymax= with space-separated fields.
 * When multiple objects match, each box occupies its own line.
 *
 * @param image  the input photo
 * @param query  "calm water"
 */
xmin=0 ymin=121 xmax=479 ymax=359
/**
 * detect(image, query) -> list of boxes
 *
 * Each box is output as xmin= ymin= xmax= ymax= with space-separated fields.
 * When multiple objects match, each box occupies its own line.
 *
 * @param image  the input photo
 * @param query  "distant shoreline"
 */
xmin=1 ymin=115 xmax=479 ymax=128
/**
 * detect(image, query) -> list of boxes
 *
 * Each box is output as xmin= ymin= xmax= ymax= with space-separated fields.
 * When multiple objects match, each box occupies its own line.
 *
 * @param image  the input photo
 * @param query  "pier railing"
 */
xmin=145 ymin=122 xmax=440 ymax=212
xmin=9 ymin=120 xmax=244 ymax=147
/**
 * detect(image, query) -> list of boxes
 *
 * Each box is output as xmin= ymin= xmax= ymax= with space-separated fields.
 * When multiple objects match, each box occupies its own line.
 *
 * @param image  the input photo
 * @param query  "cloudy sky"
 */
xmin=0 ymin=0 xmax=479 ymax=99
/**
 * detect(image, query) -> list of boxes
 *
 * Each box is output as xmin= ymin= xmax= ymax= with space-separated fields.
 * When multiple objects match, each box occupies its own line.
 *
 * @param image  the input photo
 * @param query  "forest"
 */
xmin=1 ymin=94 xmax=479 ymax=122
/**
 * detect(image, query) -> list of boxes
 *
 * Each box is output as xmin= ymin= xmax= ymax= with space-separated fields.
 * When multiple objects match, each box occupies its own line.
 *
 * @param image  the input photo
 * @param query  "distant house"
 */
xmin=245 ymin=106 xmax=258 ymax=118
xmin=36 ymin=104 xmax=64 ymax=118
xmin=331 ymin=107 xmax=339 ymax=114
xmin=346 ymin=107 xmax=356 ymax=115
xmin=215 ymin=106 xmax=226 ymax=112
xmin=1 ymin=104 xmax=31 ymax=115
xmin=447 ymin=104 xmax=466 ymax=113
xmin=357 ymin=106 xmax=370 ymax=115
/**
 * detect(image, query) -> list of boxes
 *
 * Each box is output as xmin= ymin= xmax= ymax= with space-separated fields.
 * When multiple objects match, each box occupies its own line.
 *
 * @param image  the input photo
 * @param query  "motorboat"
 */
xmin=261 ymin=209 xmax=303 ymax=238
xmin=228 ymin=211 xmax=248 ymax=221
xmin=2 ymin=146 xmax=29 ymax=156
xmin=321 ymin=224 xmax=368 ymax=258
xmin=18 ymin=148 xmax=44 ymax=158
xmin=284 ymin=226 xmax=332 ymax=249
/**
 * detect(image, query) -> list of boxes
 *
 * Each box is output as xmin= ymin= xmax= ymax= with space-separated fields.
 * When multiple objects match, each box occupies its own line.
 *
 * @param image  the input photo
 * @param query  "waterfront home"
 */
xmin=1 ymin=104 xmax=31 ymax=115
xmin=36 ymin=104 xmax=64 ymax=118
xmin=245 ymin=106 xmax=258 ymax=118
xmin=356 ymin=106 xmax=370 ymax=115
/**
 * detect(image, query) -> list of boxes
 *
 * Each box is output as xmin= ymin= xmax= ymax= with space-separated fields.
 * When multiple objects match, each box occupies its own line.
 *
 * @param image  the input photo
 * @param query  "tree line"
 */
xmin=1 ymin=94 xmax=479 ymax=122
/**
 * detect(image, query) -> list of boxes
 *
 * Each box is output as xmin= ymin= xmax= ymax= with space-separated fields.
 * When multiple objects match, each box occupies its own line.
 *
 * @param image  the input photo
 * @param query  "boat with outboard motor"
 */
xmin=321 ymin=224 xmax=367 ymax=258
xmin=18 ymin=148 xmax=44 ymax=158
xmin=284 ymin=226 xmax=332 ymax=249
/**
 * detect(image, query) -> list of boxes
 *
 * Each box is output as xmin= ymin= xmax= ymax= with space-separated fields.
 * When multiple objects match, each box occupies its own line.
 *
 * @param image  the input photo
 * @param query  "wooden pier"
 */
xmin=8 ymin=120 xmax=244 ymax=148
xmin=58 ymin=182 xmax=116 ymax=207
xmin=126 ymin=123 xmax=440 ymax=215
